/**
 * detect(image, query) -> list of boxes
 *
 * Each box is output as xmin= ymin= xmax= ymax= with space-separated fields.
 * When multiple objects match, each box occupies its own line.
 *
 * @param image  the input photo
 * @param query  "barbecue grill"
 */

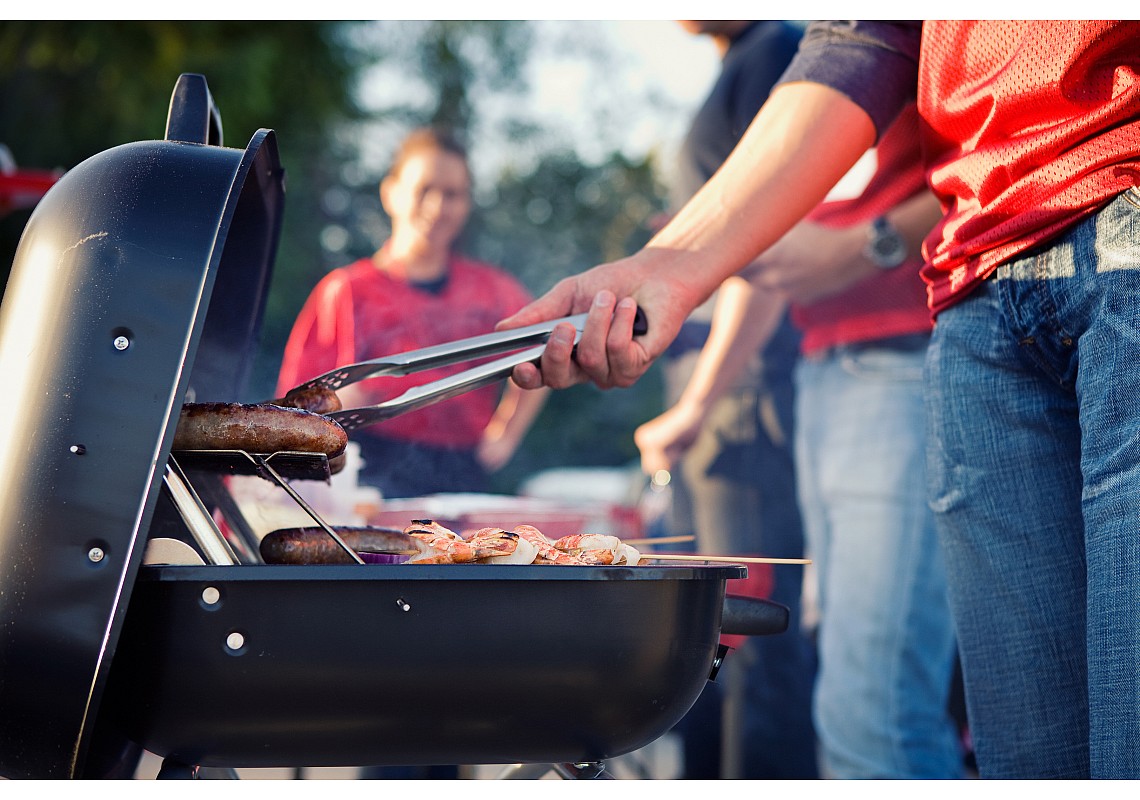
xmin=0 ymin=74 xmax=789 ymax=780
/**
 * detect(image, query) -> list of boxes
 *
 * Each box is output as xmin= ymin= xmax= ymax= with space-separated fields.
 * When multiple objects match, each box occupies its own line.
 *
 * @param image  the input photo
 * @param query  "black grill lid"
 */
xmin=0 ymin=74 xmax=284 ymax=779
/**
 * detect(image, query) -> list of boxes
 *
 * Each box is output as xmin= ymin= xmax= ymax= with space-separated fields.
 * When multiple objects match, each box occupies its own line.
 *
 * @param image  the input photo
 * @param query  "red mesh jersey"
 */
xmin=918 ymin=21 xmax=1140 ymax=314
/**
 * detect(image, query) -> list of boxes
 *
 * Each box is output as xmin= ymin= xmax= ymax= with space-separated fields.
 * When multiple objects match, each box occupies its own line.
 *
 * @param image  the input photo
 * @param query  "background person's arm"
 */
xmin=477 ymin=383 xmax=550 ymax=472
xmin=633 ymin=189 xmax=943 ymax=477
xmin=635 ymin=276 xmax=784 ymax=476
xmin=746 ymin=189 xmax=944 ymax=304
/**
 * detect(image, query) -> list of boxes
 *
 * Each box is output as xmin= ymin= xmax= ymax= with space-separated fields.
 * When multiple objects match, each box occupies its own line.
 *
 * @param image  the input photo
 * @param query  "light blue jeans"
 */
xmin=926 ymin=188 xmax=1140 ymax=779
xmin=796 ymin=338 xmax=962 ymax=778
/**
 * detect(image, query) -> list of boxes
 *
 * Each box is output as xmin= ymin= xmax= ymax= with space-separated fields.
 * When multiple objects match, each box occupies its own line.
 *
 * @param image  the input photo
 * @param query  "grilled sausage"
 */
xmin=172 ymin=402 xmax=348 ymax=457
xmin=260 ymin=525 xmax=428 ymax=565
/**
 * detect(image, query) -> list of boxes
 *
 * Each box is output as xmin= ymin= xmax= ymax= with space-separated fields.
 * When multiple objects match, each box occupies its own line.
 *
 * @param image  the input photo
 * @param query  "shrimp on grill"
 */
xmin=552 ymin=533 xmax=640 ymax=565
xmin=404 ymin=520 xmax=521 ymax=563
xmin=553 ymin=533 xmax=623 ymax=552
xmin=513 ymin=525 xmax=587 ymax=564
xmin=467 ymin=527 xmax=540 ymax=564
xmin=405 ymin=519 xmax=463 ymax=541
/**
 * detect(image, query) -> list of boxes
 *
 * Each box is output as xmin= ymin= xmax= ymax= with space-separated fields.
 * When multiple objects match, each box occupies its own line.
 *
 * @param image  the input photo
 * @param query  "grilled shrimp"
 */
xmin=552 ymin=534 xmax=623 ymax=552
xmin=513 ymin=525 xmax=587 ymax=564
xmin=552 ymin=534 xmax=640 ymax=565
xmin=405 ymin=520 xmax=520 ymax=563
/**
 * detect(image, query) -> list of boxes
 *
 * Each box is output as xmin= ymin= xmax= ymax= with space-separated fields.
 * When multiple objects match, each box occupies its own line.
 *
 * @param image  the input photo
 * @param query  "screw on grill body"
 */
xmin=113 ymin=335 xmax=130 ymax=351
xmin=396 ymin=598 xmax=411 ymax=612
xmin=70 ymin=444 xmax=86 ymax=455
xmin=87 ymin=547 xmax=105 ymax=563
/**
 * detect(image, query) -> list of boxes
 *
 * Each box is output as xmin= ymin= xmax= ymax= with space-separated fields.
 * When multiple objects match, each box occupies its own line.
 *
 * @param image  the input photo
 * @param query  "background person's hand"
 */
xmin=634 ymin=400 xmax=705 ymax=478
xmin=745 ymin=221 xmax=870 ymax=305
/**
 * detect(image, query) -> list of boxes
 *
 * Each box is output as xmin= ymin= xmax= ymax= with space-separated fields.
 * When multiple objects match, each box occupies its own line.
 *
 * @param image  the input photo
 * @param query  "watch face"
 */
xmin=867 ymin=220 xmax=907 ymax=268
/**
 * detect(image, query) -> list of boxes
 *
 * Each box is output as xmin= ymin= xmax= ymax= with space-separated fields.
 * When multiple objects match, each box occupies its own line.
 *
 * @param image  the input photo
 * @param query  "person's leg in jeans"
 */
xmin=796 ymin=343 xmax=961 ymax=778
xmin=926 ymin=189 xmax=1140 ymax=778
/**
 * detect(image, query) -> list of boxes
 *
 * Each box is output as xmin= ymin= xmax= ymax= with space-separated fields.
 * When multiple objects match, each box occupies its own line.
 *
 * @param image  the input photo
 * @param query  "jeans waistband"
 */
xmin=839 ymin=332 xmax=931 ymax=354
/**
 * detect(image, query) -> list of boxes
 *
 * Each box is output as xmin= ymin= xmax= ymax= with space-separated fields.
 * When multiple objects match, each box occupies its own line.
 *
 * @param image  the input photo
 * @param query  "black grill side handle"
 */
xmin=165 ymin=73 xmax=223 ymax=146
xmin=720 ymin=594 xmax=789 ymax=637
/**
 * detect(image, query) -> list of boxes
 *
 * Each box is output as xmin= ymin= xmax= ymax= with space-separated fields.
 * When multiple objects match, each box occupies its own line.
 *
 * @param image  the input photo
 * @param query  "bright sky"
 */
xmin=353 ymin=19 xmax=724 ymax=187
xmin=527 ymin=20 xmax=722 ymax=162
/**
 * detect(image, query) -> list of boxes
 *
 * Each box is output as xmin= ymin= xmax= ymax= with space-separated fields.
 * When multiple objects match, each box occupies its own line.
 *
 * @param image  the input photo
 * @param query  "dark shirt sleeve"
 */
xmin=727 ymin=24 xmax=803 ymax=136
xmin=778 ymin=20 xmax=922 ymax=139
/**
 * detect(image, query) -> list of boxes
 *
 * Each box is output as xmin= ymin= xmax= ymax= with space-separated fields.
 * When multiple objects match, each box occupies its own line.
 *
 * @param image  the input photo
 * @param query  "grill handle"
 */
xmin=720 ymin=594 xmax=789 ymax=637
xmin=165 ymin=73 xmax=223 ymax=146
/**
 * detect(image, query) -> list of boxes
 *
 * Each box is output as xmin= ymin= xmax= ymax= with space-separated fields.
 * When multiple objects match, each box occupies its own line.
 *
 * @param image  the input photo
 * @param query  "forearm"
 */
xmin=500 ymin=82 xmax=877 ymax=392
xmin=675 ymin=277 xmax=786 ymax=418
xmin=643 ymin=82 xmax=877 ymax=305
xmin=483 ymin=384 xmax=549 ymax=448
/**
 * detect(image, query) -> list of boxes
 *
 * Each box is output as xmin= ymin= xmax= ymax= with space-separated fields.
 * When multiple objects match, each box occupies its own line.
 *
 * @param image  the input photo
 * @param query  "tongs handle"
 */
xmin=324 ymin=307 xmax=648 ymax=433
xmin=290 ymin=309 xmax=645 ymax=395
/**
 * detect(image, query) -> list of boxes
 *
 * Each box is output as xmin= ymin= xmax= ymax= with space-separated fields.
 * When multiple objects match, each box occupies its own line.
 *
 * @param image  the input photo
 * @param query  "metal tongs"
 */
xmin=289 ymin=309 xmax=647 ymax=433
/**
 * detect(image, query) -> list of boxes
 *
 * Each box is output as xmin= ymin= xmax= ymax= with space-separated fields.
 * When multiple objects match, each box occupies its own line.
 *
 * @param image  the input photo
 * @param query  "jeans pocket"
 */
xmin=1123 ymin=184 xmax=1140 ymax=209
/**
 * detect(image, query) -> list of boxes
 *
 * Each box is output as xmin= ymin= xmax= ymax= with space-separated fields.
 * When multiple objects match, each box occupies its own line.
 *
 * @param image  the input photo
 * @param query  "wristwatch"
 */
xmin=864 ymin=216 xmax=908 ymax=269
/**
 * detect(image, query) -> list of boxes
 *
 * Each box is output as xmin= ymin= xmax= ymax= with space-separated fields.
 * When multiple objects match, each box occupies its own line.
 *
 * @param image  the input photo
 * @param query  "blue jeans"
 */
xmin=796 ymin=339 xmax=962 ymax=778
xmin=926 ymin=188 xmax=1140 ymax=779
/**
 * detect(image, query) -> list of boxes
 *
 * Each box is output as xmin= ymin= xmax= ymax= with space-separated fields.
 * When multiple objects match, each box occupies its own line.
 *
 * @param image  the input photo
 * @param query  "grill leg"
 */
xmin=494 ymin=762 xmax=614 ymax=780
xmin=156 ymin=759 xmax=239 ymax=779
xmin=552 ymin=762 xmax=614 ymax=780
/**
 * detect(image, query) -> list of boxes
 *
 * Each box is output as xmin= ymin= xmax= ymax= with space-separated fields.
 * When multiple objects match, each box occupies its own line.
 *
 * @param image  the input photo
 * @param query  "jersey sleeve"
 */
xmin=778 ymin=20 xmax=922 ymax=141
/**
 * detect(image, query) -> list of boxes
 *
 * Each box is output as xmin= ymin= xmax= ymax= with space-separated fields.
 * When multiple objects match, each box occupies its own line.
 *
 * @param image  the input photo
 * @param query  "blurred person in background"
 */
xmin=634 ymin=20 xmax=817 ymax=779
xmin=639 ymin=97 xmax=964 ymax=777
xmin=277 ymin=126 xmax=548 ymax=501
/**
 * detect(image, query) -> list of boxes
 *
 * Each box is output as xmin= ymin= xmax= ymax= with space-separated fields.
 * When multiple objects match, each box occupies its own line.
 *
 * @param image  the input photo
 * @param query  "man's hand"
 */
xmin=496 ymin=250 xmax=702 ymax=391
xmin=634 ymin=401 xmax=706 ymax=478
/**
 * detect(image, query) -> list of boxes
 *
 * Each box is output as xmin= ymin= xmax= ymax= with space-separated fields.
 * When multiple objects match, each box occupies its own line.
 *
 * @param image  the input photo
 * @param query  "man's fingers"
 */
xmin=572 ymin=291 xmax=618 ymax=386
xmin=535 ymin=321 xmax=582 ymax=389
xmin=496 ymin=277 xmax=579 ymax=332
xmin=510 ymin=361 xmax=546 ymax=391
xmin=607 ymin=296 xmax=645 ymax=387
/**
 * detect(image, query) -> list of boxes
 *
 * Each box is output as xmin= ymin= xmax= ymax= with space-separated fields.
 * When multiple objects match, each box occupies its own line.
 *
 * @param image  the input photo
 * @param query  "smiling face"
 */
xmin=381 ymin=146 xmax=472 ymax=255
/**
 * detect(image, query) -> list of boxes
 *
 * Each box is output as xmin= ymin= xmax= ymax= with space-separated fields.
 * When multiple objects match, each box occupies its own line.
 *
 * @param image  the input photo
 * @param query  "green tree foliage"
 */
xmin=0 ymin=20 xmax=370 ymax=358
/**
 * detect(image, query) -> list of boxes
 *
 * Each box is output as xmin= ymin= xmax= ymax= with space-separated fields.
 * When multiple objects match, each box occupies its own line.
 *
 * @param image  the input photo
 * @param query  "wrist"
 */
xmin=863 ymin=216 xmax=908 ymax=269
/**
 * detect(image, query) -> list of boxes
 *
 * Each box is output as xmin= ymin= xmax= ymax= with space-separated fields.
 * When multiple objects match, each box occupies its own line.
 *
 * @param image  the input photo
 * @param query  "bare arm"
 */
xmin=498 ymin=82 xmax=876 ymax=391
xmin=747 ymin=190 xmax=943 ymax=304
xmin=476 ymin=383 xmax=550 ymax=472
xmin=635 ymin=277 xmax=785 ymax=476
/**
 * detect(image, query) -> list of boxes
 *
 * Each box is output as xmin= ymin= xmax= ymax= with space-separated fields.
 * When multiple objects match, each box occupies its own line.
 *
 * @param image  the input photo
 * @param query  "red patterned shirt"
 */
xmin=277 ymin=250 xmax=533 ymax=448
